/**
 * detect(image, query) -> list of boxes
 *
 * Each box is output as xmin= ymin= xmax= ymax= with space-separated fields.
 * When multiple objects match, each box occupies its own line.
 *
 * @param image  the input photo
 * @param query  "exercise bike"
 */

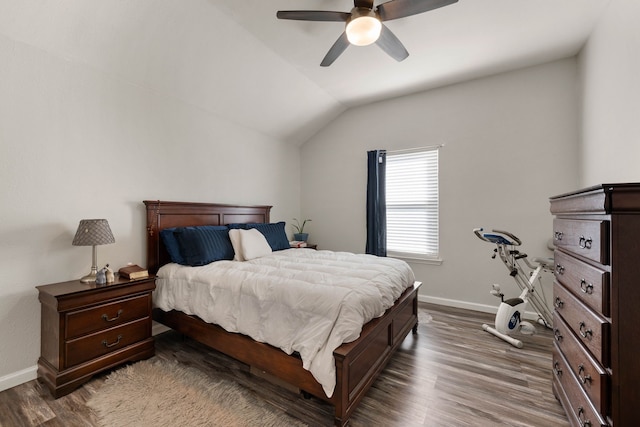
xmin=473 ymin=228 xmax=554 ymax=348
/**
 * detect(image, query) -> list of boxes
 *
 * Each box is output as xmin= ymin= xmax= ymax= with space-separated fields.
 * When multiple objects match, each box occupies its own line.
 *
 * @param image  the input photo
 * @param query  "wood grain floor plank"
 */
xmin=10 ymin=383 xmax=55 ymax=426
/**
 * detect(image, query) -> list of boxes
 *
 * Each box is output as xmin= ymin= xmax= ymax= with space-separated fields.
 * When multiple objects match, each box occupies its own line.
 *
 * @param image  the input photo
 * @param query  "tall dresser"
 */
xmin=550 ymin=183 xmax=640 ymax=427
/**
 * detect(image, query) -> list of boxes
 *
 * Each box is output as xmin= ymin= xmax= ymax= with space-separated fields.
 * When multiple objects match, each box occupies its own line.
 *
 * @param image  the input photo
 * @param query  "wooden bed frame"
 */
xmin=144 ymin=200 xmax=422 ymax=426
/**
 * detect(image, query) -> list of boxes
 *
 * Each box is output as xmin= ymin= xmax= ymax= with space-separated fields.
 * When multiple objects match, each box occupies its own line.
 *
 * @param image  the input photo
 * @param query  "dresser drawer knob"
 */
xmin=579 ymin=279 xmax=594 ymax=295
xmin=577 ymin=406 xmax=592 ymax=427
xmin=578 ymin=322 xmax=593 ymax=339
xmin=578 ymin=235 xmax=593 ymax=249
xmin=554 ymin=297 xmax=564 ymax=309
xmin=577 ymin=364 xmax=592 ymax=385
xmin=554 ymin=231 xmax=564 ymax=241
xmin=102 ymin=309 xmax=123 ymax=322
xmin=553 ymin=361 xmax=562 ymax=377
xmin=555 ymin=264 xmax=565 ymax=275
xmin=102 ymin=334 xmax=123 ymax=348
xmin=554 ymin=329 xmax=563 ymax=341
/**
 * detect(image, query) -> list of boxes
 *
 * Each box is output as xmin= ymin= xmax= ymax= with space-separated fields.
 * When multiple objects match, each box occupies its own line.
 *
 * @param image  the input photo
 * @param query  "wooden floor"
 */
xmin=0 ymin=303 xmax=569 ymax=426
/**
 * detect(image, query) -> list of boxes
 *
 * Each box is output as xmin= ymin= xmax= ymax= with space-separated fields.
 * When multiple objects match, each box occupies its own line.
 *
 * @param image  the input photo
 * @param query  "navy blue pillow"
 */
xmin=246 ymin=222 xmax=289 ymax=251
xmin=160 ymin=228 xmax=186 ymax=265
xmin=173 ymin=226 xmax=234 ymax=266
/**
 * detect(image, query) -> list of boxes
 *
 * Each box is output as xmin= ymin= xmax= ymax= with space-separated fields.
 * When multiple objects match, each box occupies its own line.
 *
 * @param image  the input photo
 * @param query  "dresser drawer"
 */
xmin=65 ymin=318 xmax=151 ymax=368
xmin=554 ymin=282 xmax=609 ymax=366
xmin=554 ymin=251 xmax=610 ymax=317
xmin=552 ymin=219 xmax=608 ymax=264
xmin=552 ymin=344 xmax=608 ymax=427
xmin=553 ymin=312 xmax=608 ymax=416
xmin=65 ymin=293 xmax=151 ymax=340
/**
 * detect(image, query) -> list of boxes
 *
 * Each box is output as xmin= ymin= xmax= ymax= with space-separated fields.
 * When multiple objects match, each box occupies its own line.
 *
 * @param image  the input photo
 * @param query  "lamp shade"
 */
xmin=72 ymin=219 xmax=115 ymax=246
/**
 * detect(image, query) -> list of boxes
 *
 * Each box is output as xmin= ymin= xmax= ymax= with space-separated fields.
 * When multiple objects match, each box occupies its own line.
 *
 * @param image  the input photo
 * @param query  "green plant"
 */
xmin=292 ymin=218 xmax=311 ymax=234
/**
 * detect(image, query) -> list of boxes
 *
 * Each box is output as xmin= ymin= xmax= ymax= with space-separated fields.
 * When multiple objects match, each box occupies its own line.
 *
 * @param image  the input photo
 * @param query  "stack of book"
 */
xmin=118 ymin=264 xmax=149 ymax=280
xmin=289 ymin=241 xmax=308 ymax=248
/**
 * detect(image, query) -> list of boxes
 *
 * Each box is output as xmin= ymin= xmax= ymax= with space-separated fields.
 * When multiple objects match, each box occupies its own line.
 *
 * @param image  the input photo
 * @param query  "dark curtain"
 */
xmin=366 ymin=149 xmax=386 ymax=256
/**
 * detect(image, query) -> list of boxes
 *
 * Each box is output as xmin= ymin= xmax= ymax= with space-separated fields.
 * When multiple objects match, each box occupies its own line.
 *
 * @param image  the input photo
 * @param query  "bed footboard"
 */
xmin=153 ymin=281 xmax=421 ymax=426
xmin=332 ymin=281 xmax=421 ymax=425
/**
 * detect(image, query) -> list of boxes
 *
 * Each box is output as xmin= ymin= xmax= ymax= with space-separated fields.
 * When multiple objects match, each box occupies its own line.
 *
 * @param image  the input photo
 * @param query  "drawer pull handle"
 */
xmin=102 ymin=335 xmax=123 ymax=348
xmin=580 ymin=279 xmax=594 ymax=295
xmin=554 ymin=297 xmax=564 ymax=309
xmin=578 ymin=322 xmax=593 ymax=339
xmin=554 ymin=329 xmax=563 ymax=342
xmin=577 ymin=406 xmax=592 ymax=427
xmin=554 ymin=231 xmax=564 ymax=241
xmin=555 ymin=264 xmax=565 ymax=275
xmin=578 ymin=235 xmax=592 ymax=249
xmin=102 ymin=309 xmax=123 ymax=322
xmin=553 ymin=361 xmax=562 ymax=377
xmin=577 ymin=364 xmax=592 ymax=384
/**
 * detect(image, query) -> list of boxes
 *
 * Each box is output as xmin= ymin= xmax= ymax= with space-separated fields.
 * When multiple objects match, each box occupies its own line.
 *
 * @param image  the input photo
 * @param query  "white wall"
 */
xmin=579 ymin=0 xmax=640 ymax=185
xmin=6 ymin=0 xmax=636 ymax=394
xmin=0 ymin=33 xmax=300 ymax=389
xmin=301 ymin=60 xmax=580 ymax=312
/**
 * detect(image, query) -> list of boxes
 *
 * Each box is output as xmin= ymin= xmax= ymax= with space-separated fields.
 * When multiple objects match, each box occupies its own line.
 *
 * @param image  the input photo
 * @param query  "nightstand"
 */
xmin=36 ymin=275 xmax=156 ymax=398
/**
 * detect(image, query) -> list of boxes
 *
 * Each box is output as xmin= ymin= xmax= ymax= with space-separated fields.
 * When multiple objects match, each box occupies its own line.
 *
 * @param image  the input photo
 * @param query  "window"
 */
xmin=386 ymin=147 xmax=440 ymax=261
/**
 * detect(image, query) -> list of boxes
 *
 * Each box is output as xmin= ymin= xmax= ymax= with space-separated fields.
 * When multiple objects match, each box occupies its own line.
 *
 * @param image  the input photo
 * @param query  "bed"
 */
xmin=144 ymin=200 xmax=422 ymax=426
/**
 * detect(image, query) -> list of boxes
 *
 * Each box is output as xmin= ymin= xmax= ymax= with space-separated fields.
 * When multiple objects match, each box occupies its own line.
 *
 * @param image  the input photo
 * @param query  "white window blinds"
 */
xmin=386 ymin=147 xmax=439 ymax=259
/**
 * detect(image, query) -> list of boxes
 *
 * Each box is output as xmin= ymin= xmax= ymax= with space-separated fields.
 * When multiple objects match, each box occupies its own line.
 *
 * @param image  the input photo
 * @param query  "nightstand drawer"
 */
xmin=554 ymin=282 xmax=609 ymax=366
xmin=65 ymin=318 xmax=150 ymax=368
xmin=65 ymin=293 xmax=151 ymax=339
xmin=554 ymin=250 xmax=610 ymax=316
xmin=552 ymin=219 xmax=608 ymax=264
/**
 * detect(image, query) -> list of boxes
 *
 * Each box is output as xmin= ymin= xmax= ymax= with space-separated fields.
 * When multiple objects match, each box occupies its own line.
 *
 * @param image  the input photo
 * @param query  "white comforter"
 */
xmin=153 ymin=249 xmax=415 ymax=397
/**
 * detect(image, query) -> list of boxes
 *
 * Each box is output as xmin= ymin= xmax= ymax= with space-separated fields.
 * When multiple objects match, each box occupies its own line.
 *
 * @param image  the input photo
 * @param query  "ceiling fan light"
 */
xmin=346 ymin=15 xmax=382 ymax=46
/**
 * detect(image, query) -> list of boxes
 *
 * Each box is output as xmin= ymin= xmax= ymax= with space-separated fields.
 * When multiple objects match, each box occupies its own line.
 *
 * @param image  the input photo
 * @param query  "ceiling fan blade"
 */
xmin=321 ymin=32 xmax=350 ymax=67
xmin=376 ymin=24 xmax=409 ymax=62
xmin=277 ymin=10 xmax=350 ymax=22
xmin=377 ymin=0 xmax=458 ymax=21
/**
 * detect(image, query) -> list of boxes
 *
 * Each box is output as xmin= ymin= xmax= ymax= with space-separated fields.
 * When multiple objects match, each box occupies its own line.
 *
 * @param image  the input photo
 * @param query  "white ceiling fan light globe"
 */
xmin=346 ymin=9 xmax=382 ymax=46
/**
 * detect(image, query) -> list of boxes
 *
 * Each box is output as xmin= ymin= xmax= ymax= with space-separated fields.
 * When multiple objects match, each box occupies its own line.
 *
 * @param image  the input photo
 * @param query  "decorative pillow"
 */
xmin=173 ymin=226 xmax=234 ymax=266
xmin=239 ymin=228 xmax=272 ymax=260
xmin=228 ymin=229 xmax=244 ymax=262
xmin=160 ymin=228 xmax=186 ymax=265
xmin=245 ymin=222 xmax=289 ymax=251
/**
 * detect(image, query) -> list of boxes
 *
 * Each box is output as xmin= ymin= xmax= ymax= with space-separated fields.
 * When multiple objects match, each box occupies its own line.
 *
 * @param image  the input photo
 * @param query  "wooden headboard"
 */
xmin=144 ymin=200 xmax=272 ymax=274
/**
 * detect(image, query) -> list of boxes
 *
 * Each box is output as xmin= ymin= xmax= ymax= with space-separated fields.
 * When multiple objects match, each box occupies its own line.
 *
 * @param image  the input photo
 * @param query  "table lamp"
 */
xmin=72 ymin=219 xmax=115 ymax=283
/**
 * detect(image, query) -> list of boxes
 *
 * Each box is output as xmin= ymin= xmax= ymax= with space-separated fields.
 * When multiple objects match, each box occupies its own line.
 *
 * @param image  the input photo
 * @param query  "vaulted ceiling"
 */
xmin=0 ymin=0 xmax=609 ymax=144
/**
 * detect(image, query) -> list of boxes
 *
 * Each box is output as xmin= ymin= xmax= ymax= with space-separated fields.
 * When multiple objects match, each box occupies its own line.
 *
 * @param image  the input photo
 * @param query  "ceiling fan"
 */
xmin=276 ymin=0 xmax=459 ymax=67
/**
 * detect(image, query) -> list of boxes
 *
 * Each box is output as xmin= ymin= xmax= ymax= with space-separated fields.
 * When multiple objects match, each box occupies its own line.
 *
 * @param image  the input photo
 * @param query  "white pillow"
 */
xmin=228 ymin=229 xmax=244 ymax=261
xmin=239 ymin=228 xmax=272 ymax=260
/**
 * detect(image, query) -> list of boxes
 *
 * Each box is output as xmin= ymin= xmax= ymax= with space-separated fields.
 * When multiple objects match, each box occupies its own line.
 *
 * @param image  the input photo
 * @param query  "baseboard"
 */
xmin=418 ymin=294 xmax=496 ymax=313
xmin=417 ymin=294 xmax=544 ymax=321
xmin=0 ymin=365 xmax=37 ymax=393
